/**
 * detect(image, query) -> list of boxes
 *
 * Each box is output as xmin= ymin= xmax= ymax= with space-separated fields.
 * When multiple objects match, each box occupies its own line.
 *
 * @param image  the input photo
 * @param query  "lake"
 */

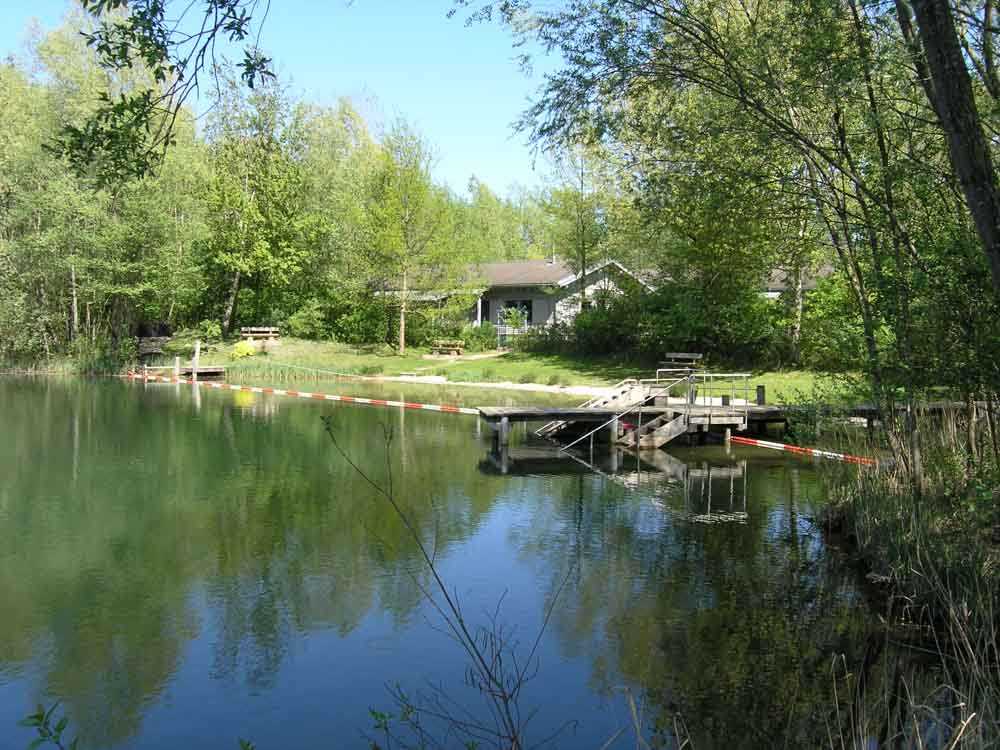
xmin=0 ymin=377 xmax=874 ymax=749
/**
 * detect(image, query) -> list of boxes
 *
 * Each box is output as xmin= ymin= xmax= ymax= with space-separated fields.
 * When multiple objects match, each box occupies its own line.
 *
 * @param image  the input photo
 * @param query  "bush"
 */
xmin=231 ymin=341 xmax=256 ymax=360
xmin=518 ymin=371 xmax=537 ymax=384
xmin=460 ymin=322 xmax=497 ymax=352
xmin=286 ymin=300 xmax=330 ymax=340
xmin=547 ymin=374 xmax=562 ymax=386
xmin=197 ymin=319 xmax=222 ymax=342
xmin=334 ymin=300 xmax=390 ymax=345
xmin=357 ymin=364 xmax=383 ymax=376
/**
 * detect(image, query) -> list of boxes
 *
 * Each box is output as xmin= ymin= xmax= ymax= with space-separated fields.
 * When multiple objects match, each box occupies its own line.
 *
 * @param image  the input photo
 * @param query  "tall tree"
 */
xmin=367 ymin=122 xmax=455 ymax=353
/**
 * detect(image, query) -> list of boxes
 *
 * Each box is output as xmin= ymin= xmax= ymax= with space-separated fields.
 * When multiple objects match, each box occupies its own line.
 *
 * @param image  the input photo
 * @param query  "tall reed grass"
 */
xmin=825 ymin=405 xmax=1000 ymax=747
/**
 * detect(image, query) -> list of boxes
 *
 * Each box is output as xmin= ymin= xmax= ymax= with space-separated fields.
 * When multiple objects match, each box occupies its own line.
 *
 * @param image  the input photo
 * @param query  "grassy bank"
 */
xmin=163 ymin=337 xmax=825 ymax=399
xmin=823 ymin=428 xmax=1000 ymax=746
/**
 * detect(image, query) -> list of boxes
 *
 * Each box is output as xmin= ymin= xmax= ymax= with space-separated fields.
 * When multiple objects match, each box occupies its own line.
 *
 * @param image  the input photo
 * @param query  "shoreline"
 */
xmin=375 ymin=373 xmax=612 ymax=399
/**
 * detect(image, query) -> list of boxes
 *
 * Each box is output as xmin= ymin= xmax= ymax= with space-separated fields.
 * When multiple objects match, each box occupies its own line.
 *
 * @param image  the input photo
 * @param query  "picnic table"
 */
xmin=431 ymin=339 xmax=464 ymax=356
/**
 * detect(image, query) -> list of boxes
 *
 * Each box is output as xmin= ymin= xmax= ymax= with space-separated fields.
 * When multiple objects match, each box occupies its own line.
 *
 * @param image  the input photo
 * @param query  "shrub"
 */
xmin=518 ymin=371 xmax=537 ymax=384
xmin=357 ymin=364 xmax=383 ymax=376
xmin=197 ymin=319 xmax=222 ymax=342
xmin=461 ymin=322 xmax=497 ymax=352
xmin=286 ymin=299 xmax=330 ymax=340
xmin=231 ymin=341 xmax=256 ymax=360
xmin=547 ymin=374 xmax=562 ymax=386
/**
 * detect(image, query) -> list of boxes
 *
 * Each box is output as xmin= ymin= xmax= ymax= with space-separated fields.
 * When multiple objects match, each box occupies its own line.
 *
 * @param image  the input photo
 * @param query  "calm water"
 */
xmin=0 ymin=377 xmax=873 ymax=749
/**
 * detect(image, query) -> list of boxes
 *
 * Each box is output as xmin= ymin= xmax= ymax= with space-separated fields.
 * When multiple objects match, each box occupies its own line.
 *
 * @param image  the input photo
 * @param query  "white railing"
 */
xmin=536 ymin=377 xmax=641 ymax=437
xmin=558 ymin=376 xmax=690 ymax=452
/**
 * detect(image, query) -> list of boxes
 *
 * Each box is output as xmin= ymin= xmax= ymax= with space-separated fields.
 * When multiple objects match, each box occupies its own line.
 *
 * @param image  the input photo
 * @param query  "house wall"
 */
xmin=472 ymin=286 xmax=557 ymax=326
xmin=470 ymin=267 xmax=631 ymax=327
xmin=553 ymin=272 xmax=625 ymax=323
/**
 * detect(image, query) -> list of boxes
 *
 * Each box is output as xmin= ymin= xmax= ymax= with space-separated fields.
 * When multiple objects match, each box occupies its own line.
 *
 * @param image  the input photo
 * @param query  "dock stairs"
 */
xmin=540 ymin=371 xmax=753 ymax=453
xmin=619 ymin=412 xmax=690 ymax=449
xmin=537 ymin=378 xmax=645 ymax=438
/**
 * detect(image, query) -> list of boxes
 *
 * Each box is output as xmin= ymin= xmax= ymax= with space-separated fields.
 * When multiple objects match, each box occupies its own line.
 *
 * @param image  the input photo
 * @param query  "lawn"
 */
xmin=167 ymin=337 xmax=831 ymax=402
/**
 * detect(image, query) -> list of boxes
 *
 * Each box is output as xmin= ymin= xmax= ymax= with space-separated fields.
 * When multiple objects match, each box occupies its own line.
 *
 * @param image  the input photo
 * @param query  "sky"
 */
xmin=0 ymin=0 xmax=558 ymax=195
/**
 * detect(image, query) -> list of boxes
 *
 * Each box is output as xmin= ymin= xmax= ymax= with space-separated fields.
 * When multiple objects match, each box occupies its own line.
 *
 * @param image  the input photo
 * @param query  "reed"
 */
xmin=825 ymin=408 xmax=1000 ymax=747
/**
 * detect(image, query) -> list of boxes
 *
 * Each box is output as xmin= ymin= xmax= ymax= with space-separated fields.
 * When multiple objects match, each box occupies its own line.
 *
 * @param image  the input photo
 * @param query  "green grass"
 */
xmin=156 ymin=336 xmax=835 ymax=398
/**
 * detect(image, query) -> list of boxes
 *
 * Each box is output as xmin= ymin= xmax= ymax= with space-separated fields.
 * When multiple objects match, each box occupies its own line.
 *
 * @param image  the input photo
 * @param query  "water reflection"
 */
xmin=0 ymin=378 xmax=876 ymax=749
xmin=482 ymin=443 xmax=750 ymax=523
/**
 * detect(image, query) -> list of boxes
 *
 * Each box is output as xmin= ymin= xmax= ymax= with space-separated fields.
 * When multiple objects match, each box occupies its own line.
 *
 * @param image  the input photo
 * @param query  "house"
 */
xmin=762 ymin=266 xmax=834 ymax=299
xmin=468 ymin=259 xmax=649 ymax=329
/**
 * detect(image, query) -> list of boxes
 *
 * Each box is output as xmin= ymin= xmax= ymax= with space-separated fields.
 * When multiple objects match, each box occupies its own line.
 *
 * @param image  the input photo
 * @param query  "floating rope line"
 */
xmin=730 ymin=436 xmax=877 ymax=466
xmin=126 ymin=372 xmax=480 ymax=415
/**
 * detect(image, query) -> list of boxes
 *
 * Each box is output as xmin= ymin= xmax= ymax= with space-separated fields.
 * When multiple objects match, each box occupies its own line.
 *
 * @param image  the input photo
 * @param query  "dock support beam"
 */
xmin=174 ymin=356 xmax=181 ymax=379
xmin=756 ymin=385 xmax=766 ymax=405
xmin=607 ymin=415 xmax=619 ymax=443
xmin=192 ymin=339 xmax=201 ymax=383
xmin=499 ymin=416 xmax=510 ymax=447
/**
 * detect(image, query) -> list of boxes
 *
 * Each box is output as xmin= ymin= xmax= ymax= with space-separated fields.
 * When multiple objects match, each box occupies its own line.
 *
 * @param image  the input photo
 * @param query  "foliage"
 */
xmin=460 ymin=322 xmax=497 ymax=352
xmin=18 ymin=703 xmax=78 ymax=750
xmin=197 ymin=319 xmax=222 ymax=342
xmin=517 ymin=284 xmax=786 ymax=368
xmin=285 ymin=299 xmax=331 ymax=340
xmin=59 ymin=0 xmax=273 ymax=185
xmin=230 ymin=340 xmax=256 ymax=360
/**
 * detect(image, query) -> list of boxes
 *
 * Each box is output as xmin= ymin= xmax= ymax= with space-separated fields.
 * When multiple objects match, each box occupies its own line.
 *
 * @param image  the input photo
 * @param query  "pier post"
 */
xmin=607 ymin=415 xmax=619 ymax=444
xmin=725 ymin=427 xmax=731 ymax=445
xmin=499 ymin=416 xmax=510 ymax=447
xmin=192 ymin=339 xmax=201 ymax=383
xmin=756 ymin=385 xmax=766 ymax=405
xmin=174 ymin=356 xmax=181 ymax=379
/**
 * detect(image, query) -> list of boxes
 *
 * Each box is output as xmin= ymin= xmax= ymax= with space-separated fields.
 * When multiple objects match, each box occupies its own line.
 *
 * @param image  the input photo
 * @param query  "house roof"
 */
xmin=474 ymin=258 xmax=652 ymax=289
xmin=765 ymin=264 xmax=835 ymax=292
xmin=476 ymin=260 xmax=574 ymax=287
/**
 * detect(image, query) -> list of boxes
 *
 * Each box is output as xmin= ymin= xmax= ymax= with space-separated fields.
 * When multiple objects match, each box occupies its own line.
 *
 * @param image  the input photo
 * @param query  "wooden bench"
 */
xmin=431 ymin=339 xmax=464 ymax=356
xmin=240 ymin=326 xmax=280 ymax=342
xmin=660 ymin=352 xmax=703 ymax=370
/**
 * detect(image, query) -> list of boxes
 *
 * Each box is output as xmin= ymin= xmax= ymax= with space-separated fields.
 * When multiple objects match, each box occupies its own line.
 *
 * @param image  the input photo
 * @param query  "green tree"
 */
xmin=202 ymin=73 xmax=315 ymax=335
xmin=366 ymin=122 xmax=459 ymax=353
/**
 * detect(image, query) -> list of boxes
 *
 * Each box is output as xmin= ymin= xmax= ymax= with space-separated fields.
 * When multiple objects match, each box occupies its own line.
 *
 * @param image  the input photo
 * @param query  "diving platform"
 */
xmin=478 ymin=372 xmax=782 ymax=452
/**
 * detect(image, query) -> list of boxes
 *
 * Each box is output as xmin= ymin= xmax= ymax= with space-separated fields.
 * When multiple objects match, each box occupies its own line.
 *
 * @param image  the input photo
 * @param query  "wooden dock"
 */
xmin=479 ymin=403 xmax=786 ymax=451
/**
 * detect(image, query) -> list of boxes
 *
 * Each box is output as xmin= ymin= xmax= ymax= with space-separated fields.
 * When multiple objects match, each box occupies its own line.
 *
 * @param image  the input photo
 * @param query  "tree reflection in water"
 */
xmin=497 ymin=443 xmax=875 ymax=748
xmin=0 ymin=379 xmax=884 ymax=749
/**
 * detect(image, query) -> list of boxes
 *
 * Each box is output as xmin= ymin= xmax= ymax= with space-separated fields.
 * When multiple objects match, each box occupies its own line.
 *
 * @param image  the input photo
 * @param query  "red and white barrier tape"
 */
xmin=730 ymin=436 xmax=877 ymax=466
xmin=126 ymin=373 xmax=480 ymax=415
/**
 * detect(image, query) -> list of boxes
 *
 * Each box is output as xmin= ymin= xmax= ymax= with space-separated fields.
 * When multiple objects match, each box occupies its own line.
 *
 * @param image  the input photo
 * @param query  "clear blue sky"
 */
xmin=0 ymin=0 xmax=556 ymax=195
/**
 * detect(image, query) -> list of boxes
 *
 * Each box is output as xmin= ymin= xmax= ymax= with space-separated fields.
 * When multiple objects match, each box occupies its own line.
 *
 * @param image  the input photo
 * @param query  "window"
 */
xmin=501 ymin=300 xmax=532 ymax=325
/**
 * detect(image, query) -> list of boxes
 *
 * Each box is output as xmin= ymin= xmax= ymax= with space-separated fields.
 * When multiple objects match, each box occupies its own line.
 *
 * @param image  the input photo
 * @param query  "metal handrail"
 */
xmin=685 ymin=372 xmax=751 ymax=430
xmin=558 ymin=376 xmax=690 ymax=452
xmin=536 ymin=377 xmax=640 ymax=436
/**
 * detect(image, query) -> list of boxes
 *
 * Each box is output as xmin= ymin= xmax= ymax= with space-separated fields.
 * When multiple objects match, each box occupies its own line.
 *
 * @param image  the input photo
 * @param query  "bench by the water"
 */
xmin=240 ymin=326 xmax=280 ymax=342
xmin=431 ymin=339 xmax=464 ymax=355
xmin=660 ymin=352 xmax=703 ymax=369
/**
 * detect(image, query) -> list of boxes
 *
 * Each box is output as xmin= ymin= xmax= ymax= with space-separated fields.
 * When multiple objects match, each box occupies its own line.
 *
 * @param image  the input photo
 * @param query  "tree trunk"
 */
xmin=70 ymin=264 xmax=79 ymax=341
xmin=909 ymin=0 xmax=1000 ymax=296
xmin=398 ymin=268 xmax=407 ymax=354
xmin=222 ymin=270 xmax=241 ymax=336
